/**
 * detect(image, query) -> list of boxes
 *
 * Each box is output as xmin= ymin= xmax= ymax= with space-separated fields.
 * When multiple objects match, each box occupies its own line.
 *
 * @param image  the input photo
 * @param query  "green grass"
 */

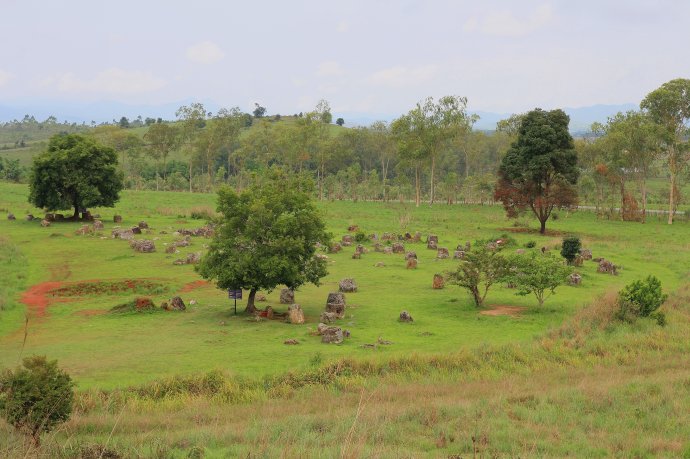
xmin=0 ymin=181 xmax=689 ymax=457
xmin=0 ymin=182 xmax=688 ymax=391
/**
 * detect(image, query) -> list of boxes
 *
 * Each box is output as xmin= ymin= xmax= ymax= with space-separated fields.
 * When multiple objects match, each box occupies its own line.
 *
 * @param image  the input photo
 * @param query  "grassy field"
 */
xmin=0 ymin=181 xmax=689 ymax=457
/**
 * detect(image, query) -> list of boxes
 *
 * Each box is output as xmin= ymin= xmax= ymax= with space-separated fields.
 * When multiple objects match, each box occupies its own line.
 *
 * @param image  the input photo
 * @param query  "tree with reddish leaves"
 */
xmin=494 ymin=109 xmax=578 ymax=234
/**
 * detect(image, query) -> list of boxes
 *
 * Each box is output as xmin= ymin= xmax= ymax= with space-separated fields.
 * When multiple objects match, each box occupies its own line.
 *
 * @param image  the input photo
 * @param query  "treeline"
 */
xmin=3 ymin=79 xmax=689 ymax=221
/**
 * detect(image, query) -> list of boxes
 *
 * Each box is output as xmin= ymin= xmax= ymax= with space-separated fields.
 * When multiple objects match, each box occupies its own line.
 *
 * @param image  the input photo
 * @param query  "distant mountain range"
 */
xmin=0 ymin=100 xmax=637 ymax=134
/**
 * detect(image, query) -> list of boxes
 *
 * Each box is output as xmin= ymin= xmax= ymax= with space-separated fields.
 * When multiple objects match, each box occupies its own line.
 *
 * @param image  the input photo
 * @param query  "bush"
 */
xmin=354 ymin=231 xmax=368 ymax=243
xmin=616 ymin=276 xmax=668 ymax=323
xmin=525 ymin=240 xmax=536 ymax=248
xmin=0 ymin=356 xmax=74 ymax=445
xmin=560 ymin=236 xmax=581 ymax=264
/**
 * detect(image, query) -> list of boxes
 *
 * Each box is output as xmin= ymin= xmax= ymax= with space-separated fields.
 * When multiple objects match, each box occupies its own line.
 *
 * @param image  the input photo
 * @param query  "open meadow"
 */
xmin=1 ymin=181 xmax=689 ymax=457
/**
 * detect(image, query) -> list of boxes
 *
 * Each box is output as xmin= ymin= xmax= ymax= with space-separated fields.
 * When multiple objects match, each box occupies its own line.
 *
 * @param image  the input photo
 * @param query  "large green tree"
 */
xmin=640 ymin=78 xmax=690 ymax=224
xmin=197 ymin=170 xmax=331 ymax=313
xmin=494 ymin=108 xmax=578 ymax=234
xmin=29 ymin=134 xmax=124 ymax=219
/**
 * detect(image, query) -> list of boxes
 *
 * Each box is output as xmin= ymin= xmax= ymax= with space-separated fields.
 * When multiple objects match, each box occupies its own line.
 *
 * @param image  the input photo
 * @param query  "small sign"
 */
xmin=228 ymin=289 xmax=242 ymax=300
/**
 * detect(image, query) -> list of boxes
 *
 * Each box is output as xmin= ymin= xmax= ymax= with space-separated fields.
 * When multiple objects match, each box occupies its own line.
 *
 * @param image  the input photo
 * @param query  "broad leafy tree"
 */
xmin=494 ymin=108 xmax=579 ymax=234
xmin=29 ymin=134 xmax=124 ymax=219
xmin=641 ymin=78 xmax=690 ymax=224
xmin=197 ymin=170 xmax=331 ymax=313
xmin=446 ymin=243 xmax=510 ymax=307
xmin=144 ymin=122 xmax=180 ymax=181
xmin=506 ymin=252 xmax=572 ymax=306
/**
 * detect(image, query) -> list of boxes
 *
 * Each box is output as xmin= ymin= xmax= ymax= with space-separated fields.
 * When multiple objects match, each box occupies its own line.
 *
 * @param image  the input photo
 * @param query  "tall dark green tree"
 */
xmin=494 ymin=109 xmax=578 ymax=234
xmin=197 ymin=170 xmax=331 ymax=313
xmin=29 ymin=134 xmax=124 ymax=219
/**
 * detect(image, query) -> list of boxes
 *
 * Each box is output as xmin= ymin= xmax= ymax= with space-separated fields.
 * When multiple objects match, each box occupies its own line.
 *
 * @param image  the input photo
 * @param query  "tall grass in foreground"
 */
xmin=2 ymin=286 xmax=689 ymax=457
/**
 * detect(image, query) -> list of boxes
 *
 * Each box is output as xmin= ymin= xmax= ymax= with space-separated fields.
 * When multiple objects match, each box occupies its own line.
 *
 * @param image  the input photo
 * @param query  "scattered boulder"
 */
xmin=342 ymin=234 xmax=353 ymax=245
xmin=453 ymin=250 xmax=466 ymax=260
xmin=487 ymin=241 xmax=499 ymax=251
xmin=265 ymin=305 xmax=275 ymax=320
xmin=597 ymin=259 xmax=618 ymax=275
xmin=427 ymin=235 xmax=438 ymax=250
xmin=280 ymin=288 xmax=295 ymax=304
xmin=7 ymin=213 xmax=15 ymax=220
xmin=406 ymin=258 xmax=418 ymax=269
xmin=320 ymin=325 xmax=344 ymax=344
xmin=413 ymin=232 xmax=422 ymax=243
xmin=369 ymin=233 xmax=378 ymax=241
xmin=568 ymin=273 xmax=582 ymax=286
xmin=399 ymin=311 xmax=413 ymax=322
xmin=432 ymin=274 xmax=445 ymax=289
xmin=383 ymin=246 xmax=393 ymax=254
xmin=185 ymin=252 xmax=201 ymax=264
xmin=25 ymin=214 xmax=34 ymax=221
xmin=113 ymin=215 xmax=123 ymax=223
xmin=436 ymin=247 xmax=450 ymax=259
xmin=328 ymin=242 xmax=342 ymax=253
xmin=165 ymin=245 xmax=178 ymax=254
xmin=381 ymin=232 xmax=394 ymax=241
xmin=573 ymin=255 xmax=584 ymax=267
xmin=464 ymin=241 xmax=471 ymax=251
xmin=355 ymin=244 xmax=366 ymax=255
xmin=40 ymin=219 xmax=51 ymax=227
xmin=131 ymin=226 xmax=142 ymax=234
xmin=339 ymin=278 xmax=357 ymax=293
xmin=130 ymin=239 xmax=156 ymax=253
xmin=320 ymin=311 xmax=339 ymax=323
xmin=392 ymin=242 xmax=405 ymax=254
xmin=373 ymin=242 xmax=384 ymax=252
xmin=326 ymin=292 xmax=346 ymax=318
xmin=75 ymin=225 xmax=93 ymax=236
xmin=375 ymin=262 xmax=385 ymax=268
xmin=579 ymin=248 xmax=593 ymax=260
xmin=44 ymin=213 xmax=55 ymax=222
xmin=347 ymin=225 xmax=359 ymax=232
xmin=112 ymin=228 xmax=134 ymax=240
xmin=405 ymin=251 xmax=417 ymax=260
xmin=352 ymin=252 xmax=361 ymax=259
xmin=138 ymin=221 xmax=149 ymax=229
xmin=284 ymin=339 xmax=299 ymax=345
xmin=93 ymin=220 xmax=104 ymax=231
xmin=168 ymin=296 xmax=186 ymax=311
xmin=404 ymin=232 xmax=412 ymax=241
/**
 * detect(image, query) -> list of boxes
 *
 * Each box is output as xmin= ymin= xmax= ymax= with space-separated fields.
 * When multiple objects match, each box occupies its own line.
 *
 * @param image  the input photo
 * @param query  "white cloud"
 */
xmin=317 ymin=61 xmax=344 ymax=77
xmin=56 ymin=68 xmax=166 ymax=94
xmin=463 ymin=3 xmax=554 ymax=37
xmin=0 ymin=70 xmax=13 ymax=87
xmin=366 ymin=65 xmax=438 ymax=88
xmin=185 ymin=41 xmax=225 ymax=64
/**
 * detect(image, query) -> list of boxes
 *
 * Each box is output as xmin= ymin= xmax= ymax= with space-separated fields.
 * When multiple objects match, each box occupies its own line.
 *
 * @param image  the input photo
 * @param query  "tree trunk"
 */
xmin=73 ymin=204 xmax=80 ymax=220
xmin=471 ymin=285 xmax=481 ymax=307
xmin=640 ymin=177 xmax=647 ymax=223
xmin=245 ymin=289 xmax=258 ymax=314
xmin=668 ymin=169 xmax=675 ymax=225
xmin=429 ymin=154 xmax=436 ymax=205
xmin=188 ymin=161 xmax=193 ymax=193
xmin=539 ymin=218 xmax=547 ymax=234
xmin=415 ymin=166 xmax=421 ymax=207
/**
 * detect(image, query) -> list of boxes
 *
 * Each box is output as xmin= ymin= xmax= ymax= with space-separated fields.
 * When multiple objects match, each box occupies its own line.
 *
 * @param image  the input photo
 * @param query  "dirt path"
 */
xmin=19 ymin=281 xmax=66 ymax=318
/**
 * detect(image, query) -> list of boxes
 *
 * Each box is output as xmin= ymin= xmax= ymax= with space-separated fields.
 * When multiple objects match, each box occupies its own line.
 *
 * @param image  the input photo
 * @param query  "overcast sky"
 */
xmin=1 ymin=0 xmax=688 ymax=116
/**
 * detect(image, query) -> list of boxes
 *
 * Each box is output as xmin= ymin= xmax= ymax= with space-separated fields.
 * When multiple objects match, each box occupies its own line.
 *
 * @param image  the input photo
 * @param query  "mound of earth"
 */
xmin=49 ymin=280 xmax=166 ymax=297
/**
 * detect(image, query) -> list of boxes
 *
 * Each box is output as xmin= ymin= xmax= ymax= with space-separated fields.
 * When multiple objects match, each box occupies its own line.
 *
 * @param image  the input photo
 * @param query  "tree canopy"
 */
xmin=28 ymin=134 xmax=124 ymax=219
xmin=494 ymin=108 xmax=578 ymax=234
xmin=197 ymin=170 xmax=331 ymax=313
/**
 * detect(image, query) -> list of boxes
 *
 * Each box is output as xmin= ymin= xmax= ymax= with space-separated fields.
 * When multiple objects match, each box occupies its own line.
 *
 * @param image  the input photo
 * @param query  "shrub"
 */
xmin=0 ymin=356 xmax=74 ymax=445
xmin=525 ymin=240 xmax=536 ymax=248
xmin=560 ymin=236 xmax=581 ymax=264
xmin=354 ymin=231 xmax=368 ymax=243
xmin=505 ymin=252 xmax=572 ymax=306
xmin=617 ymin=275 xmax=667 ymax=323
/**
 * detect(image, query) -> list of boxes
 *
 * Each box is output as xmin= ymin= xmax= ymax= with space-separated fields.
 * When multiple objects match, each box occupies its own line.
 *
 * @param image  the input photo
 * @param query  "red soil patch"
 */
xmin=180 ymin=280 xmax=210 ymax=292
xmin=480 ymin=305 xmax=526 ymax=317
xmin=21 ymin=281 xmax=67 ymax=317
